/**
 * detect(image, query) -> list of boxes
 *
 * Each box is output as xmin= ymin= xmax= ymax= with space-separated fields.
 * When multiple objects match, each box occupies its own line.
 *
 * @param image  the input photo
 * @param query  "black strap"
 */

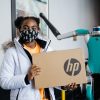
xmin=23 ymin=48 xmax=32 ymax=64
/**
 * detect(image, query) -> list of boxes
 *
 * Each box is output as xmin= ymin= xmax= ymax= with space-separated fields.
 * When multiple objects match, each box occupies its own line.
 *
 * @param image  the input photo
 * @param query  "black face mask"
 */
xmin=19 ymin=29 xmax=38 ymax=43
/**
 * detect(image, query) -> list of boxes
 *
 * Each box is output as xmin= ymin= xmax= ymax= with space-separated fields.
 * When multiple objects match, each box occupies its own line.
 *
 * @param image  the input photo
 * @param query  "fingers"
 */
xmin=28 ymin=65 xmax=41 ymax=80
xmin=31 ymin=65 xmax=41 ymax=76
xmin=68 ymin=83 xmax=76 ymax=89
xmin=31 ymin=65 xmax=41 ymax=74
xmin=64 ymin=83 xmax=78 ymax=91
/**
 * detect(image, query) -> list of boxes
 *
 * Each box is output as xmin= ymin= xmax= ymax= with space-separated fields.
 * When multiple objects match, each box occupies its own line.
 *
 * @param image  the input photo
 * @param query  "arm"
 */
xmin=0 ymin=48 xmax=27 ymax=90
xmin=57 ymin=29 xmax=90 ymax=40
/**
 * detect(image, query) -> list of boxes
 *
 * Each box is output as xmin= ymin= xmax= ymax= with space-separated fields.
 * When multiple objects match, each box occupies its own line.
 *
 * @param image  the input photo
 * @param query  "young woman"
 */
xmin=0 ymin=16 xmax=55 ymax=100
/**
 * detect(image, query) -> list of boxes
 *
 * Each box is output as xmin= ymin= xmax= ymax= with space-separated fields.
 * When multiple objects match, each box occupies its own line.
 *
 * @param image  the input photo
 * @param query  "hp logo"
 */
xmin=64 ymin=58 xmax=81 ymax=76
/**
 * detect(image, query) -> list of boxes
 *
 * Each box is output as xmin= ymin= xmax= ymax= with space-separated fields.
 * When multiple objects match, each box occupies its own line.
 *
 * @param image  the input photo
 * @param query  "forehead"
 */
xmin=22 ymin=19 xmax=38 ymax=26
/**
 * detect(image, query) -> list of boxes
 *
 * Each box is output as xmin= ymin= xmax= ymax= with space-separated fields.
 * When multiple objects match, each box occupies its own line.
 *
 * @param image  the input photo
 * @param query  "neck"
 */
xmin=24 ymin=41 xmax=37 ymax=49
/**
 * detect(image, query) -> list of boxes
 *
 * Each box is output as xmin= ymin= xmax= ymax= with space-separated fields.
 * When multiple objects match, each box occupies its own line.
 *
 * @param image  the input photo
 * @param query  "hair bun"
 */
xmin=14 ymin=16 xmax=24 ymax=29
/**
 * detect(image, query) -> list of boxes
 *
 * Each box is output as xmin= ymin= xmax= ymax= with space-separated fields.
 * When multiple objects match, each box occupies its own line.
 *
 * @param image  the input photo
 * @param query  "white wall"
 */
xmin=0 ymin=0 xmax=99 ymax=67
xmin=48 ymin=0 xmax=98 ymax=58
xmin=0 ymin=0 xmax=11 ymax=66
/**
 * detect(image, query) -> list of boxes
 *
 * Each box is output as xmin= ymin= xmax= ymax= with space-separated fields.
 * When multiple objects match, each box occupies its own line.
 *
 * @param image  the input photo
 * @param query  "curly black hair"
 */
xmin=14 ymin=16 xmax=40 ymax=30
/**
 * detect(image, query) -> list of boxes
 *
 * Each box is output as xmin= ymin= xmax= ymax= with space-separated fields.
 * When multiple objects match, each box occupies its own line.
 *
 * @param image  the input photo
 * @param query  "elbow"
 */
xmin=0 ymin=78 xmax=10 ymax=90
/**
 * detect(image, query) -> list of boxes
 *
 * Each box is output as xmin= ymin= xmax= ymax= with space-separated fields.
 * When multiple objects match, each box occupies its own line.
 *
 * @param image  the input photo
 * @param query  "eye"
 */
xmin=32 ymin=26 xmax=39 ymax=31
xmin=22 ymin=26 xmax=29 ymax=30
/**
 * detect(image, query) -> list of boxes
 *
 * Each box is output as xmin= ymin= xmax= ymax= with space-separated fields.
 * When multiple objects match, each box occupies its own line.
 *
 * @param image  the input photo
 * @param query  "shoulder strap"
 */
xmin=23 ymin=48 xmax=32 ymax=64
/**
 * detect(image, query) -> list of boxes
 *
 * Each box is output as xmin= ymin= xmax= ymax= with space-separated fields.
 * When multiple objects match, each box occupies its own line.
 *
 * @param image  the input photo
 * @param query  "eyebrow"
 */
xmin=23 ymin=25 xmax=38 ymax=28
